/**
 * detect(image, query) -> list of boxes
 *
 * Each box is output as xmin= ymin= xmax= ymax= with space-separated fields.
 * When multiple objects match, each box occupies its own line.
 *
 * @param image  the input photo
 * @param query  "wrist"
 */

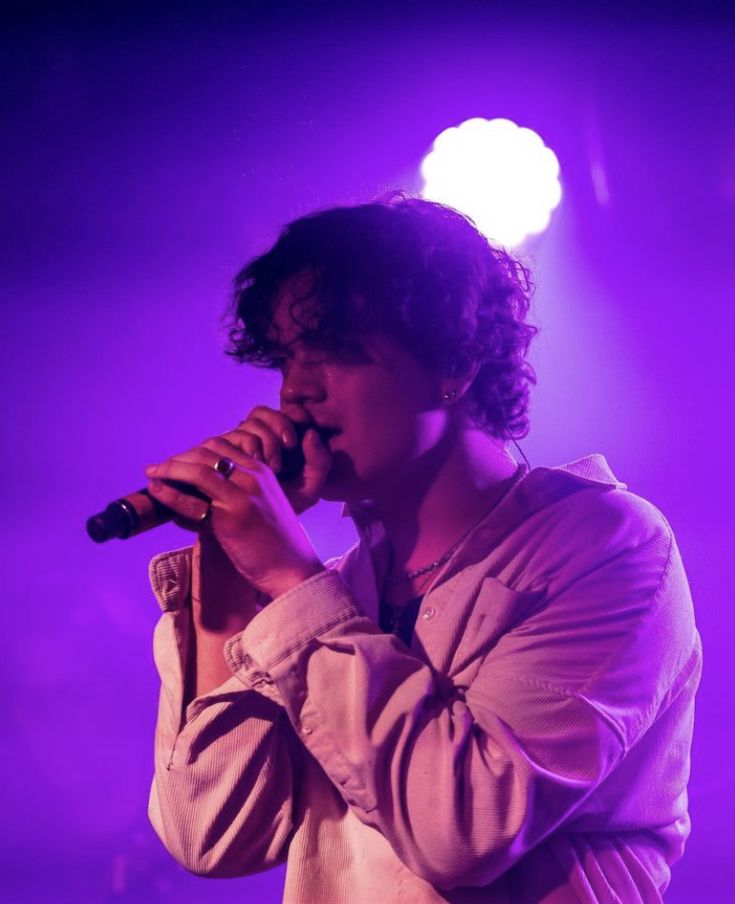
xmin=192 ymin=535 xmax=263 ymax=629
xmin=266 ymin=561 xmax=326 ymax=600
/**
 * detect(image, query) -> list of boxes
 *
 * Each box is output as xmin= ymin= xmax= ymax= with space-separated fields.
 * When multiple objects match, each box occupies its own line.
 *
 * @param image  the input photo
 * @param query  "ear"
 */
xmin=441 ymin=360 xmax=481 ymax=403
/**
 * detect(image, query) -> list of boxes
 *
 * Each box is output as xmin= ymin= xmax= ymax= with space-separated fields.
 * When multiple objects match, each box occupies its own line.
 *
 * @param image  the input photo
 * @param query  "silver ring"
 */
xmin=213 ymin=456 xmax=236 ymax=479
xmin=198 ymin=505 xmax=212 ymax=524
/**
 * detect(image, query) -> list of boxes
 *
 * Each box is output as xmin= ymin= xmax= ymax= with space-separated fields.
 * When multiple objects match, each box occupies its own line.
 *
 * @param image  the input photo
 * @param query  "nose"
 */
xmin=279 ymin=360 xmax=327 ymax=408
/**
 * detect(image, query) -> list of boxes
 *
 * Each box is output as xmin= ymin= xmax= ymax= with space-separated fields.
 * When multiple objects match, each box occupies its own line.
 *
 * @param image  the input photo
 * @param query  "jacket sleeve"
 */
xmin=147 ymin=546 xmax=301 ymax=878
xmin=223 ymin=492 xmax=696 ymax=890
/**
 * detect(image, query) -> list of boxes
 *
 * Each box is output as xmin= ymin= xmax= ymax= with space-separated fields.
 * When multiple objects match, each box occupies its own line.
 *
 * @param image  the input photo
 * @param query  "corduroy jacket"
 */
xmin=148 ymin=454 xmax=701 ymax=902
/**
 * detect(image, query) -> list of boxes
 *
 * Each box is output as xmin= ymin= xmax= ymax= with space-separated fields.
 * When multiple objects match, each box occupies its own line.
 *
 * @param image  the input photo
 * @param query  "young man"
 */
xmin=145 ymin=197 xmax=700 ymax=902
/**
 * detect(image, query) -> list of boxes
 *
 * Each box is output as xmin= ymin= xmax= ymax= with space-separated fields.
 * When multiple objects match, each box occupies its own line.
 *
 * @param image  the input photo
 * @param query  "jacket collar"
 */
xmin=340 ymin=453 xmax=625 ymax=537
xmin=334 ymin=454 xmax=627 ymax=622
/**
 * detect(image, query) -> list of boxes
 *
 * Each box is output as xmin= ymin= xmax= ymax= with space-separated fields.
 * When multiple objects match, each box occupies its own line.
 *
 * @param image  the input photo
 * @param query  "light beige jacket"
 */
xmin=148 ymin=454 xmax=701 ymax=902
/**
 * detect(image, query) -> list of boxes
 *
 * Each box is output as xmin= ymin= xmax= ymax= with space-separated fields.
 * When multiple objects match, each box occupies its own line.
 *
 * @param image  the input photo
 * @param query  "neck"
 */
xmin=369 ymin=427 xmax=520 ymax=577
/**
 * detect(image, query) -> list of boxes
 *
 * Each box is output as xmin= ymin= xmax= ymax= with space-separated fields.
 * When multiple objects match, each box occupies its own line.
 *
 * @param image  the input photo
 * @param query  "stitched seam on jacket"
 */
xmin=576 ymin=531 xmax=676 ymax=748
xmin=482 ymin=672 xmax=629 ymax=751
xmin=578 ymin=532 xmax=674 ymax=693
xmin=488 ymin=530 xmax=674 ymax=747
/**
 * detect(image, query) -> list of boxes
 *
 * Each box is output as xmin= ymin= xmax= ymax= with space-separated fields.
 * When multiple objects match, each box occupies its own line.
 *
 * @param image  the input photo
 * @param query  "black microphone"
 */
xmin=86 ymin=422 xmax=312 ymax=543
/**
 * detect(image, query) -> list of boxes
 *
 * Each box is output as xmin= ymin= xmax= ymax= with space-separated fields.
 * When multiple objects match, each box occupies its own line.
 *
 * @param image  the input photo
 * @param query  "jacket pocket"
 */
xmin=449 ymin=577 xmax=546 ymax=684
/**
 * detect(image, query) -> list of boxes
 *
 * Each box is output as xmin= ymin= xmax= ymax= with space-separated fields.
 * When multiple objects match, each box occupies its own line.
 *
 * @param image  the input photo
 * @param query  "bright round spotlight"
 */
xmin=420 ymin=117 xmax=562 ymax=247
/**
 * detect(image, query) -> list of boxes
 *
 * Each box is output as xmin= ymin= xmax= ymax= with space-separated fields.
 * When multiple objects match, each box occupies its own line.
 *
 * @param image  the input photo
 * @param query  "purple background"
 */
xmin=2 ymin=3 xmax=733 ymax=901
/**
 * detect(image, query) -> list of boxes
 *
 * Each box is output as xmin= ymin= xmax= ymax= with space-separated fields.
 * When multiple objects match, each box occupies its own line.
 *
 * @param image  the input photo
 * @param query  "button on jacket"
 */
xmin=147 ymin=454 xmax=701 ymax=903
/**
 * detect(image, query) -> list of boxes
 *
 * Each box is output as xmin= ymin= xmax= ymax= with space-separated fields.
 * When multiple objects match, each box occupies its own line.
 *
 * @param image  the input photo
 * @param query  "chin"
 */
xmin=318 ymin=455 xmax=369 ymax=504
xmin=318 ymin=475 xmax=356 ymax=504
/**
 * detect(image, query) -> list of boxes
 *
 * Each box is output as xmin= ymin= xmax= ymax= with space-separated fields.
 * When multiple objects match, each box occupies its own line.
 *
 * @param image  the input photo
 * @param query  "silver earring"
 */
xmin=442 ymin=389 xmax=459 ymax=403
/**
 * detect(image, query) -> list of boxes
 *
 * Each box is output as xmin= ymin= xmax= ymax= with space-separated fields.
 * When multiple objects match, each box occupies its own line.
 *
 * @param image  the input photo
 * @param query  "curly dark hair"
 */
xmin=223 ymin=195 xmax=538 ymax=440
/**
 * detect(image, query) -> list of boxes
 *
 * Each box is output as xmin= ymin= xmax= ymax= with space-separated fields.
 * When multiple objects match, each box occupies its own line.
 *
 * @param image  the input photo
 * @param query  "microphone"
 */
xmin=86 ymin=422 xmax=312 ymax=543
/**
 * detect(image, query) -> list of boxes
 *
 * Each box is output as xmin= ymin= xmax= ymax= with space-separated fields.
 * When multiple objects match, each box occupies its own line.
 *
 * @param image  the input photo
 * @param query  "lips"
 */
xmin=312 ymin=424 xmax=342 ymax=442
xmin=292 ymin=422 xmax=340 ymax=445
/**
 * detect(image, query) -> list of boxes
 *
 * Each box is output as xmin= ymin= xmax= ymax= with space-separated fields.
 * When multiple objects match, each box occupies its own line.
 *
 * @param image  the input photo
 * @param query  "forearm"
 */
xmin=188 ymin=534 xmax=264 ymax=702
xmin=149 ymin=544 xmax=297 ymax=877
xmin=186 ymin=615 xmax=251 ymax=703
xmin=150 ymin=654 xmax=295 ymax=878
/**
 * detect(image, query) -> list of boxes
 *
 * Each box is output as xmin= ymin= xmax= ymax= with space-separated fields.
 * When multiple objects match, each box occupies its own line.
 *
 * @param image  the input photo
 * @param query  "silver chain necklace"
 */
xmin=383 ymin=542 xmax=464 ymax=585
xmin=383 ymin=463 xmax=525 ymax=586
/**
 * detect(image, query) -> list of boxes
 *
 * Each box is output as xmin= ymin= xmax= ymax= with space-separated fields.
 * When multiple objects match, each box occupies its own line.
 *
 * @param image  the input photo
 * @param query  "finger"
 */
xmin=147 ymin=443 xmax=254 ymax=470
xmin=198 ymin=435 xmax=264 ymax=471
xmin=246 ymin=418 xmax=283 ymax=469
xmin=145 ymin=442 xmax=263 ymax=486
xmin=172 ymin=511 xmax=211 ymax=533
xmin=219 ymin=426 xmax=266 ymax=464
xmin=298 ymin=428 xmax=333 ymax=496
xmin=278 ymin=400 xmax=313 ymax=433
xmin=248 ymin=405 xmax=306 ymax=449
xmin=145 ymin=458 xmax=247 ymax=504
xmin=223 ymin=421 xmax=280 ymax=469
xmin=147 ymin=477 xmax=211 ymax=524
xmin=228 ymin=417 xmax=286 ymax=473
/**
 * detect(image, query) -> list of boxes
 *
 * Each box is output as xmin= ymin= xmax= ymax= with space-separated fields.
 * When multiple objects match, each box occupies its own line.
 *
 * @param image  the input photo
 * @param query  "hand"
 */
xmin=221 ymin=405 xmax=333 ymax=516
xmin=145 ymin=425 xmax=328 ymax=600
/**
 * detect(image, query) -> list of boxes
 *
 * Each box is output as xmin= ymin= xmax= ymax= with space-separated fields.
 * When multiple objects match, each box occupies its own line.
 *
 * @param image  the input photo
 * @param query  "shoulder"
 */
xmin=522 ymin=454 xmax=674 ymax=570
xmin=488 ymin=457 xmax=679 ymax=625
xmin=489 ymin=462 xmax=697 ymax=735
xmin=555 ymin=483 xmax=671 ymax=553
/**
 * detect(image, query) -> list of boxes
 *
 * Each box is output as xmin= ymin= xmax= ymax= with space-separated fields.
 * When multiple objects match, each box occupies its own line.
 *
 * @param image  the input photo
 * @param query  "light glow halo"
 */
xmin=420 ymin=117 xmax=562 ymax=247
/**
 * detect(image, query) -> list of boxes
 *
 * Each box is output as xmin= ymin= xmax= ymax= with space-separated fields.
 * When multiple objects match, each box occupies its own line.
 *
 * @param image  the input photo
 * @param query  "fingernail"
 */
xmin=145 ymin=464 xmax=158 ymax=475
xmin=282 ymin=431 xmax=293 ymax=447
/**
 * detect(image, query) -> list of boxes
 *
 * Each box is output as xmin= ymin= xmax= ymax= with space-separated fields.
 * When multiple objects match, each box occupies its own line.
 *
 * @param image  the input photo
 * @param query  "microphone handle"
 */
xmin=86 ymin=424 xmax=309 ymax=543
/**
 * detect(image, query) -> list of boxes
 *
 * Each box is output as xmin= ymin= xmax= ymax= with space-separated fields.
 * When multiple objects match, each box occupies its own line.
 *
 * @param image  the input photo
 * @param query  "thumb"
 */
xmin=299 ymin=428 xmax=332 ymax=496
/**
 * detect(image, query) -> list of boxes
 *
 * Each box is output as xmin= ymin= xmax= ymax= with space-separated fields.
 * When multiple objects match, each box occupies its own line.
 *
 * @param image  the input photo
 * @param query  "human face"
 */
xmin=267 ymin=279 xmax=449 ymax=503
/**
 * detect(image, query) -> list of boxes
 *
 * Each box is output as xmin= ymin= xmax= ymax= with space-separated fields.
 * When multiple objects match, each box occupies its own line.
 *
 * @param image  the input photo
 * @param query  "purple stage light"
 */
xmin=420 ymin=117 xmax=562 ymax=247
